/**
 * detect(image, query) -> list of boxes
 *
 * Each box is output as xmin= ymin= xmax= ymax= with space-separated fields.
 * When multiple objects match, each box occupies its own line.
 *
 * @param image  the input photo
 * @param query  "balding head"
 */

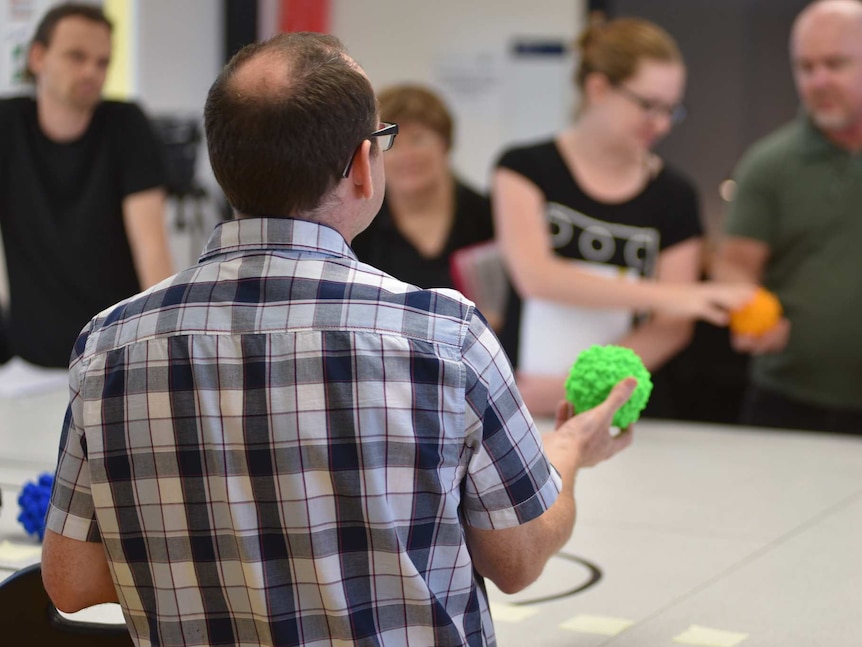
xmin=790 ymin=0 xmax=862 ymax=136
xmin=228 ymin=52 xmax=293 ymax=98
xmin=204 ymin=32 xmax=378 ymax=218
xmin=794 ymin=0 xmax=862 ymax=35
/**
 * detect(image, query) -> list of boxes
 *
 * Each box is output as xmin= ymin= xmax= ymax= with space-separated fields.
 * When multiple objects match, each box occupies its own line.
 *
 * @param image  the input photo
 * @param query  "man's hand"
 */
xmin=731 ymin=316 xmax=791 ymax=355
xmin=465 ymin=377 xmax=637 ymax=594
xmin=544 ymin=378 xmax=637 ymax=476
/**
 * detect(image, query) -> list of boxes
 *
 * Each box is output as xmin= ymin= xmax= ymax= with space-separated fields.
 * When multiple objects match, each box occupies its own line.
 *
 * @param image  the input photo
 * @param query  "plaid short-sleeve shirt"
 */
xmin=47 ymin=217 xmax=560 ymax=647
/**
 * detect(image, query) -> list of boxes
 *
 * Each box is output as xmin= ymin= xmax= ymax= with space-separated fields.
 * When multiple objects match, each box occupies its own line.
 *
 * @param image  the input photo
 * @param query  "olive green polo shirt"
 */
xmin=726 ymin=116 xmax=862 ymax=410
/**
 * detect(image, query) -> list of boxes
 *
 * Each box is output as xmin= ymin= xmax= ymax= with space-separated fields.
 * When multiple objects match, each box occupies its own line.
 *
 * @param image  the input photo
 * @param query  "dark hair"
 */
xmin=378 ymin=84 xmax=453 ymax=150
xmin=26 ymin=3 xmax=113 ymax=81
xmin=204 ymin=32 xmax=378 ymax=218
xmin=575 ymin=17 xmax=682 ymax=89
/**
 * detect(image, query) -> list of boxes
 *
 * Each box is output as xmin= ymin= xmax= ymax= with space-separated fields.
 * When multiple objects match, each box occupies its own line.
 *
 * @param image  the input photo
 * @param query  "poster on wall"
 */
xmin=0 ymin=0 xmax=57 ymax=95
xmin=430 ymin=38 xmax=574 ymax=191
xmin=503 ymin=38 xmax=575 ymax=144
xmin=1 ymin=25 xmax=29 ymax=91
xmin=8 ymin=0 xmax=35 ymax=19
xmin=432 ymin=50 xmax=505 ymax=191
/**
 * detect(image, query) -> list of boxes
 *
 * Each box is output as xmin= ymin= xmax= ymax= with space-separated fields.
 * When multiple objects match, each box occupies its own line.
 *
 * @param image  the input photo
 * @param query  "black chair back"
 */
xmin=0 ymin=563 xmax=133 ymax=646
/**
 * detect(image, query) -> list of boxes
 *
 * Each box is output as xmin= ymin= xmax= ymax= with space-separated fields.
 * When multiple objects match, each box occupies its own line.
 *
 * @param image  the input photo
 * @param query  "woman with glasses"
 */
xmin=493 ymin=17 xmax=753 ymax=417
xmin=351 ymin=84 xmax=499 ymax=322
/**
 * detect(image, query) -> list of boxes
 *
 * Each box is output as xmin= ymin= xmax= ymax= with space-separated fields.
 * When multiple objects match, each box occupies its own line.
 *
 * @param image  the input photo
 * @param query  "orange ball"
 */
xmin=730 ymin=288 xmax=782 ymax=336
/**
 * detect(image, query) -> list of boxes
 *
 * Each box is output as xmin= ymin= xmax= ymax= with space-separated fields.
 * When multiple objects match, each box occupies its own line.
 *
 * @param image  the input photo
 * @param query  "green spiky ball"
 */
xmin=564 ymin=345 xmax=653 ymax=428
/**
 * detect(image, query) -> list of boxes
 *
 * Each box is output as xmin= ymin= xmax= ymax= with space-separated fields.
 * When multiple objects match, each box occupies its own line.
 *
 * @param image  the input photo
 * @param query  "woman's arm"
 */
xmin=615 ymin=237 xmax=701 ymax=370
xmin=492 ymin=169 xmax=752 ymax=324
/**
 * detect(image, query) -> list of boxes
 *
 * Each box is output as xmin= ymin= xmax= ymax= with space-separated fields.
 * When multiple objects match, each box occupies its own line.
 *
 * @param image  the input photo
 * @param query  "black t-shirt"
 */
xmin=496 ymin=139 xmax=702 ymax=367
xmin=0 ymin=97 xmax=166 ymax=367
xmin=351 ymin=179 xmax=493 ymax=289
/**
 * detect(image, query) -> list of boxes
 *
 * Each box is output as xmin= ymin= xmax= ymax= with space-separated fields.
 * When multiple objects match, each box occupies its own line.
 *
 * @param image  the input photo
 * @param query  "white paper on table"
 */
xmin=0 ymin=539 xmax=42 ymax=569
xmin=519 ymin=262 xmax=641 ymax=375
xmin=0 ymin=356 xmax=68 ymax=398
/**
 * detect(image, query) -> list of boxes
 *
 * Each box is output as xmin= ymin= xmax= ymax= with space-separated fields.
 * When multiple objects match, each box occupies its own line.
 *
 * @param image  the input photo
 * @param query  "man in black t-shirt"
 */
xmin=0 ymin=3 xmax=173 ymax=368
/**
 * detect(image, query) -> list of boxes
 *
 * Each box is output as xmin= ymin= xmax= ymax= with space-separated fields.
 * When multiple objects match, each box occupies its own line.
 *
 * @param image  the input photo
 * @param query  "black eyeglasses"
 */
xmin=614 ymin=84 xmax=687 ymax=125
xmin=341 ymin=122 xmax=399 ymax=178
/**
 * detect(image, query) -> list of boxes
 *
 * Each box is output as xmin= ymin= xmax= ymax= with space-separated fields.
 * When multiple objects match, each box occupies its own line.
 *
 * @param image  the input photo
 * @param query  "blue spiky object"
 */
xmin=17 ymin=472 xmax=54 ymax=541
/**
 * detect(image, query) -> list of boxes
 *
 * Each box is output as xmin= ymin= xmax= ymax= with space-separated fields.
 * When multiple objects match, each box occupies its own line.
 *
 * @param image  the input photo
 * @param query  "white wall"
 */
xmin=135 ymin=0 xmax=223 ymax=114
xmin=127 ymin=0 xmax=585 ymax=255
xmin=94 ymin=1 xmax=584 ymax=198
xmin=133 ymin=0 xmax=225 ymax=268
xmin=330 ymin=0 xmax=585 ymax=191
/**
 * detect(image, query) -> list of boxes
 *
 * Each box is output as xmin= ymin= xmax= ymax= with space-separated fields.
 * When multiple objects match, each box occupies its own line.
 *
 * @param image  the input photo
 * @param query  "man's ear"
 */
xmin=351 ymin=139 xmax=375 ymax=200
xmin=28 ymin=43 xmax=46 ymax=78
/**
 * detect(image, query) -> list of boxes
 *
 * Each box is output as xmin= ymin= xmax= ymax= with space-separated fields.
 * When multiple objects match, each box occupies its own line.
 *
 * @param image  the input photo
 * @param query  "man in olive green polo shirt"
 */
xmin=716 ymin=0 xmax=862 ymax=433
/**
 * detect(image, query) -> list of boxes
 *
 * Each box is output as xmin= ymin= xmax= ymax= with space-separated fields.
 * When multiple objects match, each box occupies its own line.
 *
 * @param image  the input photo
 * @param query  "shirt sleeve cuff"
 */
xmin=463 ymin=466 xmax=562 ymax=530
xmin=45 ymin=504 xmax=101 ymax=543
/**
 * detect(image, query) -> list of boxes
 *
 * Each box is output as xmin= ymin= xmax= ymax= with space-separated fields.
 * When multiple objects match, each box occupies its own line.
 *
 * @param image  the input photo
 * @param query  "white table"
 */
xmin=487 ymin=420 xmax=862 ymax=646
xmin=1 ymin=390 xmax=860 ymax=645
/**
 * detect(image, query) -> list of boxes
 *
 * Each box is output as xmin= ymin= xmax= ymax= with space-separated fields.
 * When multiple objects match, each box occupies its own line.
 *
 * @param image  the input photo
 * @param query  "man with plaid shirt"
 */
xmin=41 ymin=33 xmax=635 ymax=647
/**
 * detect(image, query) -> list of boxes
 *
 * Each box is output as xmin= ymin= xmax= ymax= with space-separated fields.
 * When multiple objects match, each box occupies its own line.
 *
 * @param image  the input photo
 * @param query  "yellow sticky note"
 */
xmin=0 ymin=539 xmax=42 ymax=564
xmin=673 ymin=624 xmax=748 ymax=647
xmin=560 ymin=614 xmax=634 ymax=636
xmin=488 ymin=602 xmax=540 ymax=623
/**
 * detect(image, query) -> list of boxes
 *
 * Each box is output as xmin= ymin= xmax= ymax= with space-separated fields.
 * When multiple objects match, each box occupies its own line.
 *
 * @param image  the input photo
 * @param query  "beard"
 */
xmin=809 ymin=108 xmax=853 ymax=131
xmin=804 ymin=89 xmax=857 ymax=132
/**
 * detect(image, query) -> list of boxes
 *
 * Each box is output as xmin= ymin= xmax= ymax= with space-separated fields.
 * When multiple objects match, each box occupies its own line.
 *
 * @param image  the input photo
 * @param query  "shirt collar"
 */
xmin=199 ymin=217 xmax=358 ymax=263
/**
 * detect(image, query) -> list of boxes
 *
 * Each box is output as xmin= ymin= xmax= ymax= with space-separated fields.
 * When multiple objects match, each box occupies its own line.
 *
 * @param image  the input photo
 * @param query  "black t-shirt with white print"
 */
xmin=495 ymin=138 xmax=702 ymax=368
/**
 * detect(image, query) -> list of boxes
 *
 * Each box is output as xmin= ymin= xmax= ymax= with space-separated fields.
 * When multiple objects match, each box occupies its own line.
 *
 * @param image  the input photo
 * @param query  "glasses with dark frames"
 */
xmin=341 ymin=122 xmax=399 ymax=178
xmin=614 ymin=84 xmax=687 ymax=125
